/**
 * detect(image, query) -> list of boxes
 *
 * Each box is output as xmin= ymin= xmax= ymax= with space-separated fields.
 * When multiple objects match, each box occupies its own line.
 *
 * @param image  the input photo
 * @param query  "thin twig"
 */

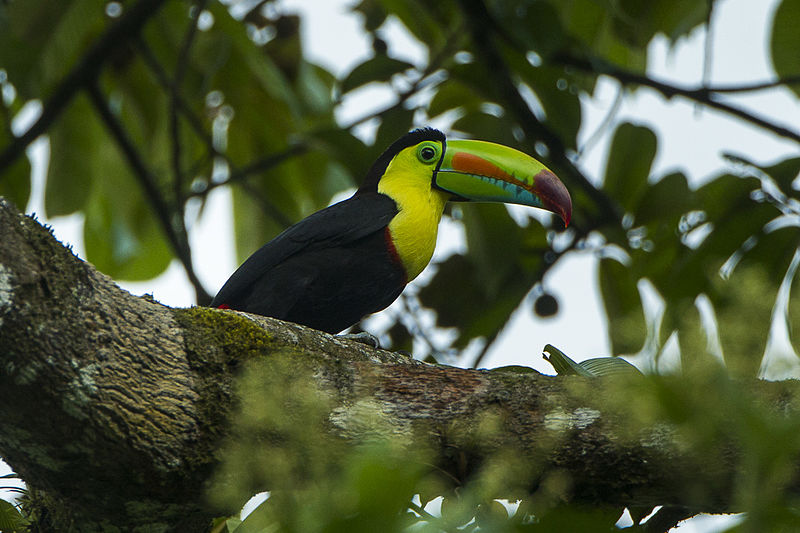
xmin=0 ymin=0 xmax=169 ymax=176
xmin=85 ymin=81 xmax=212 ymax=304
xmin=703 ymin=75 xmax=800 ymax=93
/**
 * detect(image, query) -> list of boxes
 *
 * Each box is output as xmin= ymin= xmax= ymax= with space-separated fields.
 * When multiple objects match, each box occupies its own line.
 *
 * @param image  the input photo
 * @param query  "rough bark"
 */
xmin=1 ymin=197 xmax=799 ymax=531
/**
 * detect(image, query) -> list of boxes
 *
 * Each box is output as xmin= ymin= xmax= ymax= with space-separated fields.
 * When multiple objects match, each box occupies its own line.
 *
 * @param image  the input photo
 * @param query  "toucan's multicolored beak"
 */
xmin=434 ymin=139 xmax=572 ymax=227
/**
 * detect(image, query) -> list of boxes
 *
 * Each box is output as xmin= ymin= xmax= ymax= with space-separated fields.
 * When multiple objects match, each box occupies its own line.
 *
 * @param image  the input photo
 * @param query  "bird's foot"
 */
xmin=337 ymin=331 xmax=381 ymax=349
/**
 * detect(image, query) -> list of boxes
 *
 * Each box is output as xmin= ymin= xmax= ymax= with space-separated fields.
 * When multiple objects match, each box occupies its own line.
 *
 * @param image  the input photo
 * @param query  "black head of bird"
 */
xmin=211 ymin=128 xmax=572 ymax=334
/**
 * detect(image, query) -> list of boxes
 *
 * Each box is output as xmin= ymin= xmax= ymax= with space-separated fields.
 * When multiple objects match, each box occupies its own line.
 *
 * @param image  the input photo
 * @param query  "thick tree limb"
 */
xmin=0 ymin=196 xmax=799 ymax=531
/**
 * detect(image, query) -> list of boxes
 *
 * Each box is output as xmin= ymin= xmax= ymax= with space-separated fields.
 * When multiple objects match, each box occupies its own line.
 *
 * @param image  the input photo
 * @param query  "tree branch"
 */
xmin=558 ymin=54 xmax=800 ymax=145
xmin=0 ymin=0 xmax=169 ymax=176
xmin=1 ymin=198 xmax=799 ymax=530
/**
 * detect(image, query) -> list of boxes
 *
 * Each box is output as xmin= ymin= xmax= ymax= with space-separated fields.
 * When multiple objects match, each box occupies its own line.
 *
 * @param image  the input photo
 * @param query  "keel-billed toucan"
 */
xmin=211 ymin=128 xmax=571 ymax=333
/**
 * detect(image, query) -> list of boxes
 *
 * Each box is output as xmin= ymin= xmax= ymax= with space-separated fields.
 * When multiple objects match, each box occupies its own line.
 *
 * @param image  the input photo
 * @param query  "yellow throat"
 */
xmin=378 ymin=152 xmax=451 ymax=282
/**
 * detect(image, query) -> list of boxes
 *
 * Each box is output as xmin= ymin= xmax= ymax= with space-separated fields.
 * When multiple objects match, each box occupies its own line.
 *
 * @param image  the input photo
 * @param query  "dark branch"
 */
xmin=559 ymin=54 xmax=800 ymax=145
xmin=0 ymin=0 xmax=169 ymax=176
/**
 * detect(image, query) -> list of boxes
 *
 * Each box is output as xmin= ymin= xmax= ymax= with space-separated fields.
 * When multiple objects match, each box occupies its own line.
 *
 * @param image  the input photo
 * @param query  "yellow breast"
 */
xmin=378 ymin=167 xmax=450 ymax=281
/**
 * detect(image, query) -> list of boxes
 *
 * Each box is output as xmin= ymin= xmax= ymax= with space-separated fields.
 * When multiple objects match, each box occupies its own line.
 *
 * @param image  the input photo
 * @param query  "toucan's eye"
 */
xmin=418 ymin=144 xmax=438 ymax=163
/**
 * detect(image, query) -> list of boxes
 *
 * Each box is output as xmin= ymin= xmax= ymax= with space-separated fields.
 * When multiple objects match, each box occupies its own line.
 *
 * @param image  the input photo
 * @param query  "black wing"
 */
xmin=210 ymin=192 xmax=398 ymax=307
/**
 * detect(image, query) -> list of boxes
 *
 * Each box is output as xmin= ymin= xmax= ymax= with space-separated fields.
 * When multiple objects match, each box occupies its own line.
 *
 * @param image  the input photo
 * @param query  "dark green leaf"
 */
xmin=373 ymin=106 xmax=414 ymax=157
xmin=46 ymin=94 xmax=97 ymax=216
xmin=418 ymin=254 xmax=479 ymax=330
xmin=490 ymin=365 xmax=539 ymax=374
xmin=763 ymin=156 xmax=800 ymax=193
xmin=0 ymin=136 xmax=30 ymax=209
xmin=340 ymin=55 xmax=414 ymax=94
xmin=599 ymin=257 xmax=647 ymax=354
xmin=712 ymin=264 xmax=780 ymax=377
xmin=634 ymin=171 xmax=693 ymax=227
xmin=461 ymin=203 xmax=522 ymax=298
xmin=490 ymin=1 xmax=565 ymax=56
xmin=770 ymin=0 xmax=800 ymax=98
xmin=83 ymin=178 xmax=172 ymax=281
xmin=386 ymin=321 xmax=413 ymax=353
xmin=602 ymin=122 xmax=657 ymax=212
xmin=0 ymin=499 xmax=28 ymax=532
xmin=232 ymin=500 xmax=271 ymax=533
xmin=452 ymin=112 xmax=519 ymax=150
xmin=427 ymin=80 xmax=485 ymax=119
xmin=376 ymin=0 xmax=448 ymax=50
xmin=309 ymin=128 xmax=371 ymax=184
xmin=0 ymin=0 xmax=105 ymax=98
xmin=506 ymin=51 xmax=583 ymax=148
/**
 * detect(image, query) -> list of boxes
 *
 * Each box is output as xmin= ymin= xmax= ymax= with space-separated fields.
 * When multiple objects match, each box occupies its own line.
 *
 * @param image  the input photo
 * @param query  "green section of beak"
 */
xmin=435 ymin=139 xmax=572 ymax=226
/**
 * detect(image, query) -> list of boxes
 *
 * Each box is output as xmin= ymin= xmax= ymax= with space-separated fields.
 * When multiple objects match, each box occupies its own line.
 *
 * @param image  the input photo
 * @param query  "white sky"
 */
xmin=5 ymin=0 xmax=799 ymax=528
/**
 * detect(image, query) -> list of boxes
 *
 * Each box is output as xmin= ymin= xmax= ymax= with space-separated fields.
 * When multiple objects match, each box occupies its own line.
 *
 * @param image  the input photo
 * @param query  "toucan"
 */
xmin=211 ymin=128 xmax=571 ymax=333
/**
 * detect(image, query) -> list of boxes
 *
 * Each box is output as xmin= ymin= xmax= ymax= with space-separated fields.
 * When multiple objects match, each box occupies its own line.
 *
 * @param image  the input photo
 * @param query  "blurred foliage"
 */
xmin=207 ymin=355 xmax=800 ymax=532
xmin=3 ymin=0 xmax=800 ymax=530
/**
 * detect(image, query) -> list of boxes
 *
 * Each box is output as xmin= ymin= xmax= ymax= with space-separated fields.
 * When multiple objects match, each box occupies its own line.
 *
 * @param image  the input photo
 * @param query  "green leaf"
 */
xmin=490 ymin=365 xmax=539 ymax=374
xmin=451 ymin=112 xmax=519 ymax=150
xmin=51 ymin=96 xmax=173 ymax=281
xmin=633 ymin=171 xmax=693 ymax=227
xmin=0 ymin=0 xmax=105 ymax=98
xmin=788 ymin=267 xmax=800 ymax=356
xmin=505 ymin=50 xmax=583 ymax=148
xmin=712 ymin=264 xmax=780 ymax=377
xmin=762 ymin=156 xmax=800 ymax=193
xmin=373 ymin=106 xmax=414 ymax=157
xmin=418 ymin=254 xmax=479 ymax=330
xmin=232 ymin=500 xmax=271 ymax=533
xmin=490 ymin=1 xmax=565 ymax=57
xmin=461 ymin=203 xmax=523 ymax=298
xmin=340 ymin=55 xmax=414 ymax=94
xmin=602 ymin=122 xmax=657 ymax=212
xmin=0 ymin=499 xmax=28 ymax=533
xmin=376 ymin=0 xmax=448 ymax=50
xmin=46 ymin=94 xmax=97 ymax=216
xmin=0 ymin=123 xmax=31 ymax=208
xmin=83 ymin=177 xmax=173 ymax=281
xmin=770 ymin=0 xmax=800 ymax=98
xmin=427 ymin=80 xmax=485 ymax=119
xmin=309 ymin=128 xmax=371 ymax=184
xmin=599 ymin=257 xmax=647 ymax=354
